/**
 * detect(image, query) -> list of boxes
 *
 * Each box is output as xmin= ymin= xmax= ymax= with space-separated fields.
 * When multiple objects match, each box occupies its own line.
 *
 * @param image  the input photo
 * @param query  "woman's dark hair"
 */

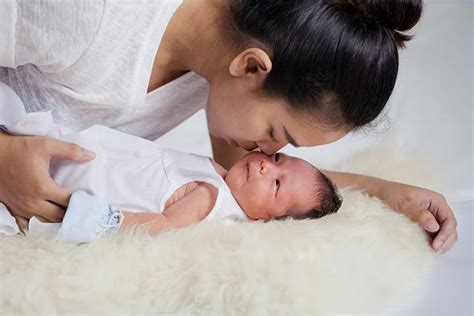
xmin=227 ymin=0 xmax=423 ymax=130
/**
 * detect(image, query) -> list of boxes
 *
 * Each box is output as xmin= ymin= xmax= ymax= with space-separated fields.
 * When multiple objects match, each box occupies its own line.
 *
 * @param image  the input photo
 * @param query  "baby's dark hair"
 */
xmin=293 ymin=169 xmax=343 ymax=220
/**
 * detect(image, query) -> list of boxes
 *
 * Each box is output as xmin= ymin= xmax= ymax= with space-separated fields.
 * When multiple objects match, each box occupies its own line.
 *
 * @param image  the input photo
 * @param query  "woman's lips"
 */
xmin=230 ymin=139 xmax=239 ymax=147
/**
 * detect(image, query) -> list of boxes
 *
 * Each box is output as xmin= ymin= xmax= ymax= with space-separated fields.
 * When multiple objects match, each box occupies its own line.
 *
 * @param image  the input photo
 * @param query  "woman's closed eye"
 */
xmin=269 ymin=128 xmax=278 ymax=144
xmin=275 ymin=179 xmax=280 ymax=193
xmin=274 ymin=153 xmax=280 ymax=162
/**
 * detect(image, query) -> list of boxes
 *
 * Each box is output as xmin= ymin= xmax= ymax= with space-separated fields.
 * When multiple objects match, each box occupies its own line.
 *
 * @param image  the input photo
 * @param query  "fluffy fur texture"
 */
xmin=0 ymin=144 xmax=436 ymax=315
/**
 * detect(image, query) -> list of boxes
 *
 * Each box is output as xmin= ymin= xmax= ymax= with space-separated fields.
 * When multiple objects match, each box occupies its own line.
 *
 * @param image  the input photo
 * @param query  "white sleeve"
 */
xmin=0 ymin=0 xmax=104 ymax=70
xmin=0 ymin=0 xmax=16 ymax=67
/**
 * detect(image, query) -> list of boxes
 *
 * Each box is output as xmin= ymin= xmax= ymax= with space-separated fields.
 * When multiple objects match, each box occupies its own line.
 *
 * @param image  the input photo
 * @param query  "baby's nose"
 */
xmin=260 ymin=159 xmax=276 ymax=175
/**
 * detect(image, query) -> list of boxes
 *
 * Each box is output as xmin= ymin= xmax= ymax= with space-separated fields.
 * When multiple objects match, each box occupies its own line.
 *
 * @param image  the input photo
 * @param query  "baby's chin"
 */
xmin=241 ymin=209 xmax=263 ymax=221
xmin=246 ymin=216 xmax=260 ymax=222
xmin=239 ymin=203 xmax=271 ymax=221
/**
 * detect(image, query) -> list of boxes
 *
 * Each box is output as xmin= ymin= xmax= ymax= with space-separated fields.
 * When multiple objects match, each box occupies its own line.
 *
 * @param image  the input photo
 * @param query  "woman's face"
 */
xmin=206 ymin=75 xmax=348 ymax=155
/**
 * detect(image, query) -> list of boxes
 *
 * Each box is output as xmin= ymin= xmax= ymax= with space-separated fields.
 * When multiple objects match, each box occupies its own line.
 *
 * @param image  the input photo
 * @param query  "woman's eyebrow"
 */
xmin=283 ymin=126 xmax=300 ymax=147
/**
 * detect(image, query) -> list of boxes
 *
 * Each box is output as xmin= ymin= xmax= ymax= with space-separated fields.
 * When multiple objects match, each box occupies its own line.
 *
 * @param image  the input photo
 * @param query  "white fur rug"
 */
xmin=0 ymin=145 xmax=437 ymax=315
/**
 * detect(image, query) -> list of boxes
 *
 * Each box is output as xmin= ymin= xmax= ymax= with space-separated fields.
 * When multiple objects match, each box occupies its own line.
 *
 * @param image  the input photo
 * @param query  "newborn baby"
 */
xmin=54 ymin=125 xmax=342 ymax=243
xmin=1 ymin=124 xmax=342 ymax=243
xmin=0 ymin=83 xmax=342 ymax=243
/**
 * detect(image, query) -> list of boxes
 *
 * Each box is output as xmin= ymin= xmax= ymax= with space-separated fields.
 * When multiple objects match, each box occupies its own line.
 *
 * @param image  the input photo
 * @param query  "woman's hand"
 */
xmin=323 ymin=170 xmax=458 ymax=253
xmin=378 ymin=181 xmax=458 ymax=253
xmin=0 ymin=132 xmax=95 ymax=225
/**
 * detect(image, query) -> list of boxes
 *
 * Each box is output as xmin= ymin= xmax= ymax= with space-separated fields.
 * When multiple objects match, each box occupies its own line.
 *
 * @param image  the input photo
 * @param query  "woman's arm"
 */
xmin=209 ymin=132 xmax=457 ymax=253
xmin=323 ymin=170 xmax=458 ymax=253
xmin=321 ymin=170 xmax=385 ymax=198
xmin=0 ymin=132 xmax=95 ymax=222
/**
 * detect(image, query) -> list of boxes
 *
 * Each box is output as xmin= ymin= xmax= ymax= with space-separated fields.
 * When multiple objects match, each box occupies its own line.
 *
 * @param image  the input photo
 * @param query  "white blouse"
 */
xmin=0 ymin=0 xmax=209 ymax=140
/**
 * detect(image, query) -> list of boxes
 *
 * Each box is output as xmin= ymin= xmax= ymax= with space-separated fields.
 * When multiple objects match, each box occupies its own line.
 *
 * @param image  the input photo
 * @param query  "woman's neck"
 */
xmin=153 ymin=0 xmax=231 ymax=84
xmin=210 ymin=159 xmax=228 ymax=179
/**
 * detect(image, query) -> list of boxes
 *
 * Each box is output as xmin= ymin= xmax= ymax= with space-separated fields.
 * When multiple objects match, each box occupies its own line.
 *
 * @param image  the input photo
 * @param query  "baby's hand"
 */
xmin=58 ymin=191 xmax=123 ymax=243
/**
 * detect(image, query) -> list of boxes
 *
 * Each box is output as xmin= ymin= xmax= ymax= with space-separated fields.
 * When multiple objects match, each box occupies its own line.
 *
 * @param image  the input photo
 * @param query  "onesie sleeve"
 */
xmin=0 ymin=0 xmax=104 ymax=70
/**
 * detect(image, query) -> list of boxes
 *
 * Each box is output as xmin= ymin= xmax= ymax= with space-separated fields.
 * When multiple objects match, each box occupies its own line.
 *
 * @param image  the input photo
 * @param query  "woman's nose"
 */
xmin=257 ymin=140 xmax=287 ymax=155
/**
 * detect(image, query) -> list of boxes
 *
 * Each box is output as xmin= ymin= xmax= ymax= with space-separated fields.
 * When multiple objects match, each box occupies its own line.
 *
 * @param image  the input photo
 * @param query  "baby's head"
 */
xmin=225 ymin=152 xmax=342 ymax=221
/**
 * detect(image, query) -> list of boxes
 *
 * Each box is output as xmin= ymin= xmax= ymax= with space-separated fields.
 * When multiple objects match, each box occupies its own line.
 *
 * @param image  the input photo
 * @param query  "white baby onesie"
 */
xmin=0 ymin=83 xmax=247 ymax=236
xmin=52 ymin=125 xmax=248 ymax=221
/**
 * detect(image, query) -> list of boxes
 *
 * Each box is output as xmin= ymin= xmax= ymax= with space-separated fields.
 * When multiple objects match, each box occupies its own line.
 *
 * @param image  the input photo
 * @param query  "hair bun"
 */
xmin=367 ymin=0 xmax=422 ymax=48
xmin=335 ymin=0 xmax=423 ymax=48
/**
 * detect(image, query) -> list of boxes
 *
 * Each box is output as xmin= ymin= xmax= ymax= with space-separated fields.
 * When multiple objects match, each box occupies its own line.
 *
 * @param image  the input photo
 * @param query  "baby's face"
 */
xmin=225 ymin=152 xmax=318 ymax=221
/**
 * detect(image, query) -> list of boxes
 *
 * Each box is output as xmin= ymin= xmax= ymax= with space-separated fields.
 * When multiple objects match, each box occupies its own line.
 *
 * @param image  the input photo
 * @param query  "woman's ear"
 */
xmin=229 ymin=48 xmax=272 ymax=83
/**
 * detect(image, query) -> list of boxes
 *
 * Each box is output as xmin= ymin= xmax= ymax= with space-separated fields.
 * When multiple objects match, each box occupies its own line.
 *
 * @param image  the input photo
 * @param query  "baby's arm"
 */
xmin=58 ymin=183 xmax=217 ymax=243
xmin=120 ymin=182 xmax=217 ymax=236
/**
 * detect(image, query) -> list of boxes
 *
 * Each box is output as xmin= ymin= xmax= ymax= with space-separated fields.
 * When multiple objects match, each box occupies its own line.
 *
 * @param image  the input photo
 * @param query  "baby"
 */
xmin=0 ymin=84 xmax=342 ymax=243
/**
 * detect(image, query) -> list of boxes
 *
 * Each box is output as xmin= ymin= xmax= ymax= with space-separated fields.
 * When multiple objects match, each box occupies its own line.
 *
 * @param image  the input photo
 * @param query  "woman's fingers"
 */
xmin=439 ymin=230 xmax=458 ymax=253
xmin=415 ymin=208 xmax=440 ymax=233
xmin=30 ymin=213 xmax=51 ymax=224
xmin=35 ymin=200 xmax=66 ymax=223
xmin=45 ymin=137 xmax=96 ymax=162
xmin=44 ymin=181 xmax=72 ymax=208
xmin=432 ymin=216 xmax=457 ymax=252
xmin=428 ymin=198 xmax=457 ymax=252
xmin=14 ymin=216 xmax=29 ymax=234
xmin=401 ymin=203 xmax=439 ymax=233
xmin=402 ymin=199 xmax=457 ymax=253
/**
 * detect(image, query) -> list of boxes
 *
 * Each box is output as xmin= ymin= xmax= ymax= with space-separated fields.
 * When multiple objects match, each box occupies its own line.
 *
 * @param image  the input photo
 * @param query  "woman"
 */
xmin=0 ymin=0 xmax=457 ymax=251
